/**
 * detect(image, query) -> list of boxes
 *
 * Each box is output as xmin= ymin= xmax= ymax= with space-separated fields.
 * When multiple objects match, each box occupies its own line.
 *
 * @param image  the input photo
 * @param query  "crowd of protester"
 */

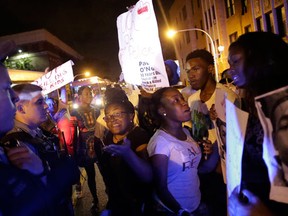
xmin=0 ymin=31 xmax=288 ymax=216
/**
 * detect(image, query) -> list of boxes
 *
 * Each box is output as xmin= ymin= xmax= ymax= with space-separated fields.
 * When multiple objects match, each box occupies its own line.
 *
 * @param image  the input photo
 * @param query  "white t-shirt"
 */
xmin=147 ymin=128 xmax=202 ymax=212
xmin=187 ymin=82 xmax=238 ymax=182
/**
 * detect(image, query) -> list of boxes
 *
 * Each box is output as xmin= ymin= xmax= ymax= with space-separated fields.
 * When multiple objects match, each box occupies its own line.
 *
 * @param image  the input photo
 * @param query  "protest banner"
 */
xmin=32 ymin=60 xmax=74 ymax=95
xmin=226 ymin=99 xmax=248 ymax=197
xmin=117 ymin=0 xmax=169 ymax=93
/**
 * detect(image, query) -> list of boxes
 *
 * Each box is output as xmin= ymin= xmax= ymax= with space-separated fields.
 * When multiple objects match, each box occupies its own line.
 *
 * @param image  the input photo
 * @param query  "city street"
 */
xmin=74 ymin=165 xmax=108 ymax=216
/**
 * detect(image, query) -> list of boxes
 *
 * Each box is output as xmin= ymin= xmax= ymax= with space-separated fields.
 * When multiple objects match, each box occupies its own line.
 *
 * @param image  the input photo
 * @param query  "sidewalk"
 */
xmin=73 ymin=165 xmax=107 ymax=216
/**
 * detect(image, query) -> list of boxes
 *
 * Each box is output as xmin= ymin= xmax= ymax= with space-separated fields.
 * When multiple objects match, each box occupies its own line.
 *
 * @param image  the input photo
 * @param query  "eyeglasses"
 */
xmin=103 ymin=112 xmax=128 ymax=122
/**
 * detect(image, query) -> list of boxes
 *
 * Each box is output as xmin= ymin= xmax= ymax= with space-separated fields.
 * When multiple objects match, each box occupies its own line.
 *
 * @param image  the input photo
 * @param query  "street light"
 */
xmin=73 ymin=71 xmax=91 ymax=80
xmin=167 ymin=28 xmax=219 ymax=82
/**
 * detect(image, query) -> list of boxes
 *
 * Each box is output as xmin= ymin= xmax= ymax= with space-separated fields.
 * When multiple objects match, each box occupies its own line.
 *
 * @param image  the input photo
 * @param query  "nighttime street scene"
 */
xmin=0 ymin=0 xmax=288 ymax=216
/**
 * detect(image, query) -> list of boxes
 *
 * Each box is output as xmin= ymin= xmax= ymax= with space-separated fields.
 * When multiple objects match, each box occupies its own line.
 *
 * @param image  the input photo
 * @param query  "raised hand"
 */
xmin=103 ymin=138 xmax=132 ymax=159
xmin=6 ymin=145 xmax=44 ymax=175
xmin=228 ymin=186 xmax=273 ymax=216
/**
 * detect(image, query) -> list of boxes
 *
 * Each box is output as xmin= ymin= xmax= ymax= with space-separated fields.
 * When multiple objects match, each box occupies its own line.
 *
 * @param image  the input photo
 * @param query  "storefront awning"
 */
xmin=8 ymin=69 xmax=44 ymax=83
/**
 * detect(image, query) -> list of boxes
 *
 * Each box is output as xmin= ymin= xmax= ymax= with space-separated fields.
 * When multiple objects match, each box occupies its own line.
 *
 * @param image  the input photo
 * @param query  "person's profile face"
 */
xmin=185 ymin=57 xmax=211 ymax=90
xmin=0 ymin=64 xmax=18 ymax=135
xmin=160 ymin=88 xmax=191 ymax=123
xmin=228 ymin=46 xmax=246 ymax=88
xmin=273 ymin=100 xmax=288 ymax=166
xmin=22 ymin=93 xmax=48 ymax=127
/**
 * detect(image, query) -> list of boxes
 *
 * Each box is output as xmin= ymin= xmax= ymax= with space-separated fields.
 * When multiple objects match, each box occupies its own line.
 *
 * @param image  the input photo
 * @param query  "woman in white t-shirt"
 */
xmin=147 ymin=87 xmax=211 ymax=216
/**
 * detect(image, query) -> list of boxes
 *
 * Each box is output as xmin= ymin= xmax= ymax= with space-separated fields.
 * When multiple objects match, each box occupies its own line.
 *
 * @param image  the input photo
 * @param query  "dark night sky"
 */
xmin=1 ymin=0 xmax=175 ymax=80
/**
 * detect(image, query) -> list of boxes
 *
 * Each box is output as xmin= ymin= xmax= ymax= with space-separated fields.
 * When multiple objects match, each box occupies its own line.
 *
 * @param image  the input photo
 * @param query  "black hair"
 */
xmin=104 ymin=99 xmax=135 ymax=115
xmin=104 ymin=86 xmax=133 ymax=114
xmin=78 ymin=86 xmax=91 ymax=96
xmin=186 ymin=49 xmax=214 ymax=65
xmin=229 ymin=31 xmax=288 ymax=96
xmin=104 ymin=87 xmax=128 ymax=105
xmin=150 ymin=87 xmax=173 ymax=127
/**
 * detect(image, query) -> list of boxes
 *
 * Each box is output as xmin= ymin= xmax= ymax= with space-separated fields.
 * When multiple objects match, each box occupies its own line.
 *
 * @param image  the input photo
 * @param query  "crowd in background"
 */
xmin=0 ymin=31 xmax=288 ymax=216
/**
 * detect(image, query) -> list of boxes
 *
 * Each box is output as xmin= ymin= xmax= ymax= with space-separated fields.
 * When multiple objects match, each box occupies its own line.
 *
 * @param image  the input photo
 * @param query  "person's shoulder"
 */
xmin=181 ymin=86 xmax=196 ymax=99
xmin=147 ymin=130 xmax=173 ymax=156
xmin=133 ymin=126 xmax=149 ymax=134
xmin=148 ymin=129 xmax=169 ymax=144
xmin=187 ymin=90 xmax=200 ymax=104
xmin=40 ymin=127 xmax=55 ymax=137
xmin=1 ymin=130 xmax=33 ymax=147
xmin=181 ymin=86 xmax=193 ymax=94
xmin=6 ymin=126 xmax=20 ymax=135
xmin=129 ymin=126 xmax=151 ymax=142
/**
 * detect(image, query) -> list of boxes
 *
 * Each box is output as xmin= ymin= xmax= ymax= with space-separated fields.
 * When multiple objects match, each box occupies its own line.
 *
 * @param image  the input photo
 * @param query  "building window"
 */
xmin=208 ymin=43 xmax=212 ymax=53
xmin=182 ymin=5 xmax=187 ymax=20
xmin=276 ymin=6 xmax=287 ymax=38
xmin=256 ymin=17 xmax=264 ymax=31
xmin=205 ymin=12 xmax=209 ymax=29
xmin=244 ymin=24 xmax=251 ymax=33
xmin=186 ymin=31 xmax=190 ymax=44
xmin=200 ymin=20 xmax=204 ymax=35
xmin=191 ymin=0 xmax=194 ymax=15
xmin=225 ymin=0 xmax=235 ymax=18
xmin=265 ymin=12 xmax=274 ymax=33
xmin=229 ymin=32 xmax=238 ymax=43
xmin=208 ymin=8 xmax=212 ymax=27
xmin=241 ymin=0 xmax=248 ymax=15
xmin=216 ymin=39 xmax=220 ymax=55
xmin=212 ymin=5 xmax=216 ymax=22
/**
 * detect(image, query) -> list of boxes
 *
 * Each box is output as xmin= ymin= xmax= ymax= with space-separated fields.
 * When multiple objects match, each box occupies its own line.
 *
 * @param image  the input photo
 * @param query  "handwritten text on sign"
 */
xmin=32 ymin=60 xmax=74 ymax=95
xmin=117 ymin=0 xmax=169 ymax=92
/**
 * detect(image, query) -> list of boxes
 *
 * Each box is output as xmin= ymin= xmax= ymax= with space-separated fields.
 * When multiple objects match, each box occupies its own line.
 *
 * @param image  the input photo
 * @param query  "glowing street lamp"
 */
xmin=73 ymin=71 xmax=91 ymax=80
xmin=167 ymin=28 xmax=219 ymax=82
xmin=218 ymin=45 xmax=225 ymax=53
